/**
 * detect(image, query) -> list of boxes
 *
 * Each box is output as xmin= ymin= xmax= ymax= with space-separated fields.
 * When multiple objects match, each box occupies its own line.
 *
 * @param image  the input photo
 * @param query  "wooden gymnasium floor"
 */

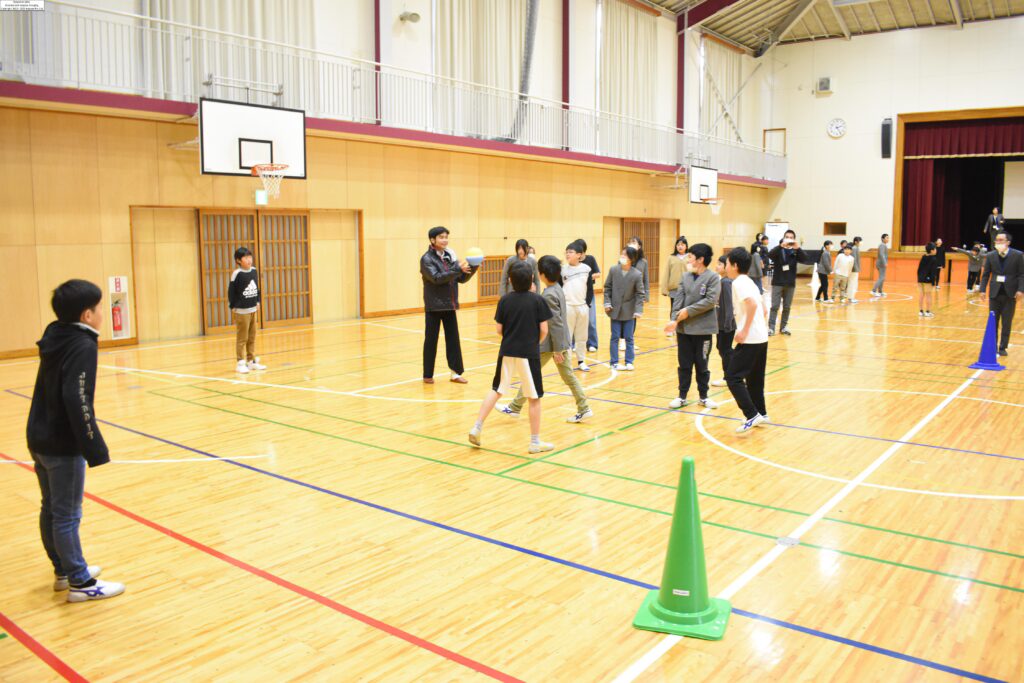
xmin=1 ymin=279 xmax=1022 ymax=682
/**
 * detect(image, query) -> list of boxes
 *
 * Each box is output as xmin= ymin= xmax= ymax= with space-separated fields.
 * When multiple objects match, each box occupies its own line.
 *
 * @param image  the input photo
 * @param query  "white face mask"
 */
xmin=685 ymin=262 xmax=696 ymax=273
xmin=996 ymin=242 xmax=1009 ymax=254
xmin=619 ymin=256 xmax=629 ymax=266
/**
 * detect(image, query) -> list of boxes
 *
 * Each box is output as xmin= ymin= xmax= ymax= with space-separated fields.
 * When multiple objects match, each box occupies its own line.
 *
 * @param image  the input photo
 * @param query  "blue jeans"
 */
xmin=609 ymin=319 xmax=635 ymax=365
xmin=31 ymin=452 xmax=90 ymax=584
xmin=587 ymin=300 xmax=598 ymax=350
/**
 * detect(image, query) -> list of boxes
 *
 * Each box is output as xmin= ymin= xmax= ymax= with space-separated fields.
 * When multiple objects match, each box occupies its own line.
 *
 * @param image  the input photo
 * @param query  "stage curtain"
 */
xmin=905 ymin=117 xmax=1024 ymax=157
xmin=903 ymin=159 xmax=964 ymax=246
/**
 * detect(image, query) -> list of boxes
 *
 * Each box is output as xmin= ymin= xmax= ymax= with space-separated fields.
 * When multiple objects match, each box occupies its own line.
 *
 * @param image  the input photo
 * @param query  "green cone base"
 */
xmin=632 ymin=589 xmax=731 ymax=640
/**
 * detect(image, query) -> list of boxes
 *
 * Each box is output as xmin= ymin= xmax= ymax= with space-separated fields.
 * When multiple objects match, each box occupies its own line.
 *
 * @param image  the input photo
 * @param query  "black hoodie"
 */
xmin=26 ymin=322 xmax=110 ymax=467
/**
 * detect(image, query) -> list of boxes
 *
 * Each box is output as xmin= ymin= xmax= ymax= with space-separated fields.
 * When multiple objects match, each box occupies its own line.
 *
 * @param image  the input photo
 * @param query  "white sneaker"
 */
xmin=824 ymin=299 xmax=834 ymax=304
xmin=699 ymin=398 xmax=719 ymax=409
xmin=587 ymin=346 xmax=598 ymax=353
xmin=919 ymin=311 xmax=926 ymax=317
xmin=711 ymin=379 xmax=727 ymax=387
xmin=849 ymin=299 xmax=860 ymax=304
xmin=67 ymin=579 xmax=125 ymax=603
xmin=882 ymin=292 xmax=888 ymax=297
xmin=925 ymin=311 xmax=934 ymax=317
xmin=577 ymin=362 xmax=590 ymax=372
xmin=54 ymin=566 xmax=101 ymax=591
xmin=529 ymin=441 xmax=554 ymax=454
xmin=669 ymin=397 xmax=692 ymax=409
xmin=757 ymin=414 xmax=770 ymax=427
xmin=235 ymin=360 xmax=249 ymax=374
xmin=614 ymin=363 xmax=627 ymax=371
xmin=566 ymin=409 xmax=594 ymax=423
xmin=736 ymin=414 xmax=766 ymax=434
xmin=468 ymin=427 xmax=481 ymax=447
xmin=624 ymin=363 xmax=634 ymax=371
xmin=247 ymin=358 xmax=266 ymax=371
xmin=495 ymin=404 xmax=520 ymax=418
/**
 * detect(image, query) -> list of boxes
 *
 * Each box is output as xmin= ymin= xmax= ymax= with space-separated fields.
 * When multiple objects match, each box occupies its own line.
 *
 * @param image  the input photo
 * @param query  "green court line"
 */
xmin=146 ymin=385 xmax=1024 ymax=593
xmin=0 ymin=633 xmax=7 ymax=641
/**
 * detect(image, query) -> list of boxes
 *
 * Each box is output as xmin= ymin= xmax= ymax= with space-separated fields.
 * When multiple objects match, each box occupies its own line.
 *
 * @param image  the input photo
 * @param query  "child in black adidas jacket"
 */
xmin=228 ymin=247 xmax=265 ymax=374
xmin=27 ymin=279 xmax=125 ymax=602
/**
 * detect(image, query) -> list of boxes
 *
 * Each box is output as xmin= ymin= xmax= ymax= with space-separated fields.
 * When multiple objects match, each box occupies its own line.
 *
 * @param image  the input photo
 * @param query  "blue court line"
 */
xmin=549 ymin=391 xmax=1024 ymax=464
xmin=1 ymin=391 xmax=1003 ymax=682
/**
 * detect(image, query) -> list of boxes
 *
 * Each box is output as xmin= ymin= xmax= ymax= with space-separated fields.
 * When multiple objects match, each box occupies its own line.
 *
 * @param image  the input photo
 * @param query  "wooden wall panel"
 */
xmin=0 ymin=246 xmax=42 ymax=351
xmin=35 ymin=244 xmax=106 ymax=328
xmin=310 ymin=209 xmax=359 ymax=322
xmin=30 ymin=111 xmax=101 ymax=245
xmin=155 ymin=240 xmax=202 ymax=339
xmin=132 ymin=208 xmax=201 ymax=342
xmin=97 ymin=118 xmax=159 ymax=245
xmin=156 ymin=122 xmax=213 ymax=206
xmin=0 ymin=108 xmax=36 ymax=247
xmin=307 ymin=138 xmax=349 ymax=208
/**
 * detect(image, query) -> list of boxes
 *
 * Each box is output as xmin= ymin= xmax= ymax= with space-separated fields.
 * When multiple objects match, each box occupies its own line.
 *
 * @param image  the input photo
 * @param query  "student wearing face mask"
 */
xmin=980 ymin=232 xmax=1024 ymax=356
xmin=620 ymin=236 xmax=648 ymax=353
xmin=499 ymin=239 xmax=541 ymax=296
xmin=605 ymin=247 xmax=645 ymax=370
xmin=767 ymin=230 xmax=812 ymax=336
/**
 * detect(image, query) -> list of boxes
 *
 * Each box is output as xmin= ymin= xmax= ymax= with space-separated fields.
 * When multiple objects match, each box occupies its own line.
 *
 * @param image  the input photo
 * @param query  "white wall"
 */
xmin=531 ymin=0 xmax=563 ymax=101
xmin=769 ymin=16 xmax=1024 ymax=248
xmin=313 ymin=0 xmax=374 ymax=61
xmin=569 ymin=0 xmax=598 ymax=111
xmin=378 ymin=0 xmax=433 ymax=74
xmin=654 ymin=13 xmax=678 ymax=129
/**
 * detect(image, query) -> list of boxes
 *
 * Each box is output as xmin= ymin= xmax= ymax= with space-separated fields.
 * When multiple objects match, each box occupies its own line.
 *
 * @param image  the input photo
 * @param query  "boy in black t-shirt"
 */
xmin=469 ymin=261 xmax=553 ymax=453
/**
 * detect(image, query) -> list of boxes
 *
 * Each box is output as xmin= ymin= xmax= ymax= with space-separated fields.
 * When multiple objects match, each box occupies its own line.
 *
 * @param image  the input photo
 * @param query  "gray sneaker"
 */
xmin=566 ymin=409 xmax=594 ymax=423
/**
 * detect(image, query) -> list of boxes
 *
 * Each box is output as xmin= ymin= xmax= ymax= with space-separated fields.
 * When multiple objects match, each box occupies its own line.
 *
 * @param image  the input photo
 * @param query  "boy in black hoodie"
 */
xmin=27 ymin=279 xmax=125 ymax=603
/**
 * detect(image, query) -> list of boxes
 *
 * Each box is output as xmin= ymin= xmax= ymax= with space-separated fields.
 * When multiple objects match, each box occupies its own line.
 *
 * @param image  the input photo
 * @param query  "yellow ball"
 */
xmin=464 ymin=247 xmax=484 ymax=266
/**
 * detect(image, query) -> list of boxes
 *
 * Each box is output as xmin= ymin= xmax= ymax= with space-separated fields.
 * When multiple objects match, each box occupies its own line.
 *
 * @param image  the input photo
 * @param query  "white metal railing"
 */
xmin=0 ymin=1 xmax=786 ymax=183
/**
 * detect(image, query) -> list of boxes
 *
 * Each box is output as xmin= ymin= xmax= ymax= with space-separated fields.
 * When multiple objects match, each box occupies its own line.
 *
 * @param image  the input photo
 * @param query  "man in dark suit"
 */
xmin=979 ymin=231 xmax=1024 ymax=356
xmin=984 ymin=207 xmax=1005 ymax=249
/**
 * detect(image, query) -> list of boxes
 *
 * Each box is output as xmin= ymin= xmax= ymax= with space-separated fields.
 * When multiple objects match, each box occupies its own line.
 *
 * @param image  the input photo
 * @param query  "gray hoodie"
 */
xmin=670 ymin=268 xmax=720 ymax=336
xmin=852 ymin=244 xmax=862 ymax=273
xmin=604 ymin=265 xmax=645 ymax=320
xmin=877 ymin=241 xmax=889 ymax=267
xmin=952 ymin=247 xmax=983 ymax=273
xmin=538 ymin=283 xmax=570 ymax=353
xmin=818 ymin=248 xmax=832 ymax=275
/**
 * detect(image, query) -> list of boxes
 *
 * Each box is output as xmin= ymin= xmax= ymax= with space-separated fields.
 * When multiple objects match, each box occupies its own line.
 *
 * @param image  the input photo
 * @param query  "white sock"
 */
xmin=473 ymin=420 xmax=483 ymax=431
xmin=530 ymin=434 xmax=540 ymax=445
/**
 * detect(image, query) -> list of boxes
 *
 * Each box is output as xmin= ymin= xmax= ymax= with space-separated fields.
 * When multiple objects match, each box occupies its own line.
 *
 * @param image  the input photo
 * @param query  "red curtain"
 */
xmin=904 ymin=117 xmax=1024 ymax=157
xmin=902 ymin=159 xmax=963 ymax=246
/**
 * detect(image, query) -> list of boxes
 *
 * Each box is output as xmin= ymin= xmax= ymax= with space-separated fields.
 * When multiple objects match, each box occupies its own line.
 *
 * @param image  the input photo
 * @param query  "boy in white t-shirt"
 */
xmin=724 ymin=247 xmax=770 ymax=434
xmin=832 ymin=244 xmax=855 ymax=304
xmin=562 ymin=241 xmax=593 ymax=371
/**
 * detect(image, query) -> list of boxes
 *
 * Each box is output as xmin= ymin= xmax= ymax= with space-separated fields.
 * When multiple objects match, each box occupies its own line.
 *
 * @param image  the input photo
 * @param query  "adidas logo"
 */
xmin=242 ymin=281 xmax=258 ymax=298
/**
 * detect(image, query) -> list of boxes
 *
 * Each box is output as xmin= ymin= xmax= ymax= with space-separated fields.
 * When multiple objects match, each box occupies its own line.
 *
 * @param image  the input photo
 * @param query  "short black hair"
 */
xmin=726 ymin=247 xmax=752 ymax=274
xmin=622 ymin=246 xmax=639 ymax=266
xmin=575 ymin=239 xmax=588 ymax=252
xmin=234 ymin=246 xmax=252 ymax=262
xmin=882 ymin=233 xmax=889 ymax=240
xmin=538 ymin=255 xmax=562 ymax=285
xmin=853 ymin=236 xmax=862 ymax=243
xmin=515 ymin=239 xmax=530 ymax=257
xmin=52 ymin=279 xmax=102 ymax=323
xmin=717 ymin=254 xmax=727 ymax=264
xmin=784 ymin=229 xmax=796 ymax=238
xmin=509 ymin=260 xmax=534 ymax=292
xmin=996 ymin=231 xmax=1011 ymax=242
xmin=566 ymin=241 xmax=582 ymax=253
xmin=690 ymin=243 xmax=713 ymax=266
xmin=823 ymin=240 xmax=832 ymax=248
xmin=843 ymin=244 xmax=852 ymax=251
xmin=925 ymin=242 xmax=936 ymax=253
xmin=428 ymin=226 xmax=449 ymax=241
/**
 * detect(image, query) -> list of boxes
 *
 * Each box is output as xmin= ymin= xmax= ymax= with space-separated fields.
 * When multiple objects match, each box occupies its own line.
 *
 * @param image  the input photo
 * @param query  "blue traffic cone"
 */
xmin=969 ymin=311 xmax=1005 ymax=371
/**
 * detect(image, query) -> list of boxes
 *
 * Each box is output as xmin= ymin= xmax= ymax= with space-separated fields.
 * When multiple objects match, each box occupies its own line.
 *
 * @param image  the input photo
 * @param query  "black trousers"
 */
xmin=990 ymin=293 xmax=1016 ymax=351
xmin=725 ymin=342 xmax=768 ymax=419
xmin=815 ymin=273 xmax=829 ymax=300
xmin=423 ymin=310 xmax=464 ymax=378
xmin=967 ymin=271 xmax=980 ymax=290
xmin=676 ymin=333 xmax=712 ymax=400
xmin=716 ymin=330 xmax=735 ymax=377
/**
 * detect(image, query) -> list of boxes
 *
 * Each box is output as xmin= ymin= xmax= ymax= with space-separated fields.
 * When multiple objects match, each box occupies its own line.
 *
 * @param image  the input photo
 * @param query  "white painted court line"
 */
xmin=612 ymin=369 xmax=985 ymax=683
xmin=365 ymin=321 xmax=500 ymax=346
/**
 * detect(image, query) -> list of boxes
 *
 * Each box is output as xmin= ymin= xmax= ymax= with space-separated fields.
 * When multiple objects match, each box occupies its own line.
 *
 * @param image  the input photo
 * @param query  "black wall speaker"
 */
xmin=881 ymin=118 xmax=892 ymax=159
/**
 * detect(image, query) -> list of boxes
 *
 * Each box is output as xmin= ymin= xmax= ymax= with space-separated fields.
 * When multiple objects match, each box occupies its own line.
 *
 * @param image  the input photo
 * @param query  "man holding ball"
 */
xmin=421 ymin=226 xmax=479 ymax=384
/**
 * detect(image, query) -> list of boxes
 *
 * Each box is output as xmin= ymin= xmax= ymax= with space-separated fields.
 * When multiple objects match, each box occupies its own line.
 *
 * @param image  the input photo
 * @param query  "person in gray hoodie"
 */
xmin=665 ymin=243 xmax=721 ymax=409
xmin=604 ymin=247 xmax=646 ymax=370
xmin=952 ymin=243 xmax=984 ymax=293
xmin=849 ymin=236 xmax=863 ymax=303
xmin=871 ymin=234 xmax=890 ymax=297
xmin=711 ymin=255 xmax=736 ymax=387
xmin=815 ymin=240 xmax=833 ymax=303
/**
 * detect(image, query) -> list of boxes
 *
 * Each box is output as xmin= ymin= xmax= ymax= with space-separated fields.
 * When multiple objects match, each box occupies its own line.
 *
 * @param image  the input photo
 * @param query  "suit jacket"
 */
xmin=603 ymin=265 xmax=645 ymax=320
xmin=670 ymin=269 xmax=720 ymax=336
xmin=984 ymin=214 xmax=1005 ymax=236
xmin=538 ymin=283 xmax=570 ymax=353
xmin=980 ymin=248 xmax=1024 ymax=298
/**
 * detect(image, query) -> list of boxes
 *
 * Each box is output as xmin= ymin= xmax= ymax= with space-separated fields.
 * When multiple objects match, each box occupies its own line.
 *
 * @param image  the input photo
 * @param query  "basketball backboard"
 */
xmin=689 ymin=165 xmax=718 ymax=204
xmin=199 ymin=98 xmax=306 ymax=178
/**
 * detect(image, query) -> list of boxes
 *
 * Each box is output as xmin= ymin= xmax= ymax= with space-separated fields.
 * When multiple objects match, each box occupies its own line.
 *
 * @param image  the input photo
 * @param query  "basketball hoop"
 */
xmin=703 ymin=197 xmax=723 ymax=216
xmin=251 ymin=163 xmax=289 ymax=198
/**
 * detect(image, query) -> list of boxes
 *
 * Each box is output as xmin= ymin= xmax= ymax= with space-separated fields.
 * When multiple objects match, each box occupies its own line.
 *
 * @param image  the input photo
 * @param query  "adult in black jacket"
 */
xmin=984 ymin=208 xmax=1005 ymax=249
xmin=767 ymin=230 xmax=812 ymax=335
xmin=421 ymin=226 xmax=479 ymax=383
xmin=979 ymin=232 xmax=1024 ymax=356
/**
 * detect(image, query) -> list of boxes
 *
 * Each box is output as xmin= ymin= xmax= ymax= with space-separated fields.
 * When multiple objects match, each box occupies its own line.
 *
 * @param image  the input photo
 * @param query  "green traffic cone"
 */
xmin=632 ymin=456 xmax=731 ymax=640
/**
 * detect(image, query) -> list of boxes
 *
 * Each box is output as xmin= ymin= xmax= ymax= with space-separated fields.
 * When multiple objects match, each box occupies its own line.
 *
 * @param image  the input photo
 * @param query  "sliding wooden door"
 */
xmin=199 ymin=210 xmax=257 ymax=333
xmin=258 ymin=211 xmax=312 ymax=327
xmin=622 ymin=219 xmax=661 ymax=286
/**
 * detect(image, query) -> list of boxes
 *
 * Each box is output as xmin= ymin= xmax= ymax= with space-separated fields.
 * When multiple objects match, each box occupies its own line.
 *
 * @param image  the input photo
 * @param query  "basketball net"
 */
xmin=703 ymin=198 xmax=722 ymax=216
xmin=252 ymin=163 xmax=289 ymax=198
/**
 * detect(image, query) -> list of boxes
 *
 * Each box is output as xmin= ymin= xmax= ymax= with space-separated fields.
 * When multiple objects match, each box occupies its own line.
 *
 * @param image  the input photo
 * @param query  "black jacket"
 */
xmin=980 ymin=248 xmax=1024 ymax=298
xmin=767 ymin=245 xmax=811 ymax=286
xmin=26 ymin=322 xmax=110 ymax=467
xmin=420 ymin=248 xmax=478 ymax=312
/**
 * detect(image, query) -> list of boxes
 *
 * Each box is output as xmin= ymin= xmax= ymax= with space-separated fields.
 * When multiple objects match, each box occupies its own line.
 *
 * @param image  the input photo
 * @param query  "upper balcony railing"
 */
xmin=0 ymin=1 xmax=786 ymax=183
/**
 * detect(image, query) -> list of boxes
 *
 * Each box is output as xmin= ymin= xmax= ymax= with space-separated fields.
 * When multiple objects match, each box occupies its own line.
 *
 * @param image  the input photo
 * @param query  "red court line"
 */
xmin=1 ymin=454 xmax=522 ymax=683
xmin=0 ymin=612 xmax=89 ymax=683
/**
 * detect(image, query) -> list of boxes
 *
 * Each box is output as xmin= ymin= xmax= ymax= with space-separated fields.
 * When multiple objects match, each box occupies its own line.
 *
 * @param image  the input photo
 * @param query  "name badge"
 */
xmin=782 ymin=265 xmax=790 ymax=272
xmin=997 ymin=275 xmax=1007 ymax=283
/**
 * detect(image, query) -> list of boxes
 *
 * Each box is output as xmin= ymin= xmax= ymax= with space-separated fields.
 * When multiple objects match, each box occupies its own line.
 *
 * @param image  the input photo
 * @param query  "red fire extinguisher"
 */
xmin=112 ymin=302 xmax=123 ymax=333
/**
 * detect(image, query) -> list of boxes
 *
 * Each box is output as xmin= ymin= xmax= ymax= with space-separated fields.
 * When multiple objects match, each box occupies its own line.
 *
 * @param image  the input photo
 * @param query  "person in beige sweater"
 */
xmin=661 ymin=237 xmax=689 ymax=337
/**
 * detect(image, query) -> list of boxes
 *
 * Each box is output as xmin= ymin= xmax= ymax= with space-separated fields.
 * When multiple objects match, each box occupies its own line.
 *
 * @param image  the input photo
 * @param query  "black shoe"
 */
xmin=781 ymin=327 xmax=792 ymax=336
xmin=998 ymin=348 xmax=1008 ymax=357
xmin=768 ymin=329 xmax=776 ymax=337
